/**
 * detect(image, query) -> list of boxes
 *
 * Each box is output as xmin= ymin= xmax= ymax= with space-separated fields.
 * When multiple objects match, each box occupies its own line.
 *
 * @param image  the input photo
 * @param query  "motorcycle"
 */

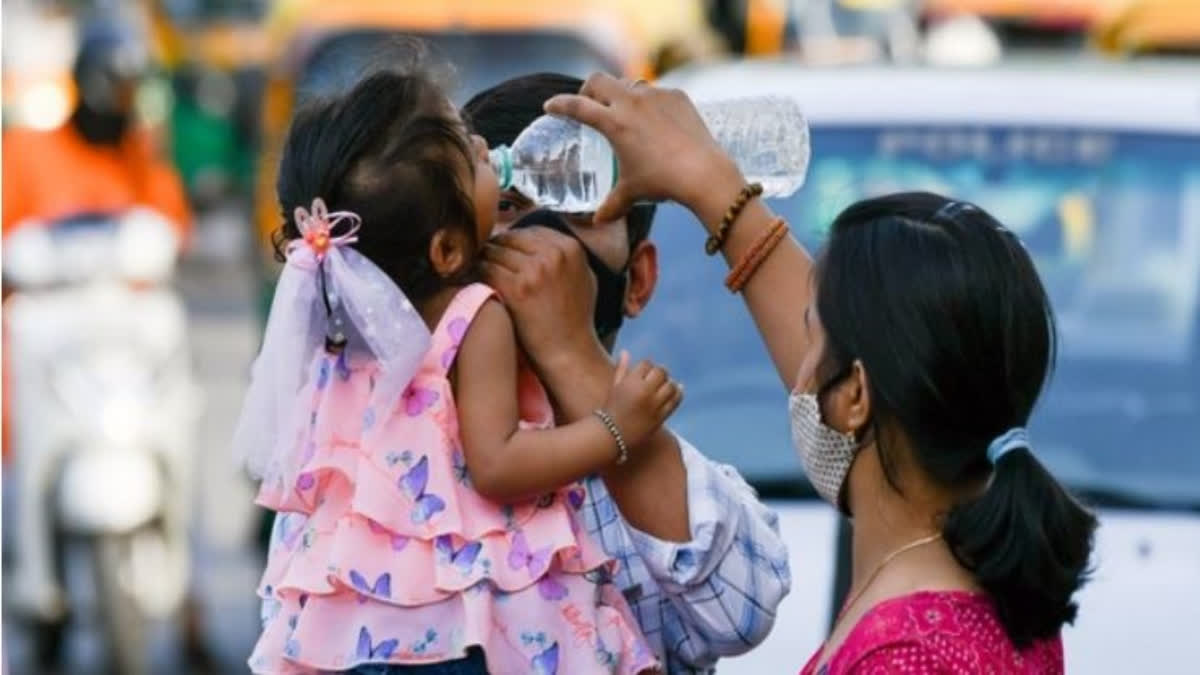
xmin=3 ymin=209 xmax=201 ymax=673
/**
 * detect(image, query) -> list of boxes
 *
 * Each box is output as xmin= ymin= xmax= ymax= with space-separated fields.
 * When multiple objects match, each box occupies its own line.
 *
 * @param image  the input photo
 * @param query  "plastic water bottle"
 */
xmin=488 ymin=96 xmax=810 ymax=213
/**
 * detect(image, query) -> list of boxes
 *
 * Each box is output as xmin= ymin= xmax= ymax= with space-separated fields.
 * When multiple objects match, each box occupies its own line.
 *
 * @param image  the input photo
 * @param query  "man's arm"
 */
xmin=583 ymin=438 xmax=791 ymax=667
xmin=482 ymin=227 xmax=689 ymax=542
xmin=538 ymin=337 xmax=791 ymax=662
xmin=482 ymin=228 xmax=791 ymax=663
xmin=535 ymin=343 xmax=690 ymax=542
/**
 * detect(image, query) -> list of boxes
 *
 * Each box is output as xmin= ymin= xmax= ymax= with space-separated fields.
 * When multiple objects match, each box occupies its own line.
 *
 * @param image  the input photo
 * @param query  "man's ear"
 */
xmin=624 ymin=239 xmax=658 ymax=318
xmin=429 ymin=228 xmax=469 ymax=278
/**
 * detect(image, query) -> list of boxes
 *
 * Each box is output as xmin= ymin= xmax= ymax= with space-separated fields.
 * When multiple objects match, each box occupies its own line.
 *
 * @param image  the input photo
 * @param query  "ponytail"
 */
xmin=943 ymin=447 xmax=1098 ymax=648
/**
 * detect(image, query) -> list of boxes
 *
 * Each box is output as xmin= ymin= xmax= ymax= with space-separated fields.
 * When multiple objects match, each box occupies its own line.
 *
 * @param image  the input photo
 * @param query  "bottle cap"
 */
xmin=488 ymin=146 xmax=512 ymax=190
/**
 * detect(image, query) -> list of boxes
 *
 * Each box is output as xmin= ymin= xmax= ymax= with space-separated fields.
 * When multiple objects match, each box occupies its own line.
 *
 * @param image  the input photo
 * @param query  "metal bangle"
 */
xmin=592 ymin=409 xmax=629 ymax=465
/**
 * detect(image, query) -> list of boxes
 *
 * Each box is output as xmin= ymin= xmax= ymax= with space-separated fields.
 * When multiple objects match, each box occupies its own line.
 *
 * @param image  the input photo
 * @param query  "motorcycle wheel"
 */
xmin=91 ymin=534 xmax=149 ymax=675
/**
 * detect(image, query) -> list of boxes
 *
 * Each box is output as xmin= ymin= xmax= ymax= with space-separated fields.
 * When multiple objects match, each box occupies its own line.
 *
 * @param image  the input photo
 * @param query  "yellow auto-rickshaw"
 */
xmin=144 ymin=0 xmax=272 ymax=206
xmin=1092 ymin=0 xmax=1200 ymax=54
xmin=250 ymin=0 xmax=654 ymax=317
xmin=921 ymin=0 xmax=1129 ymax=29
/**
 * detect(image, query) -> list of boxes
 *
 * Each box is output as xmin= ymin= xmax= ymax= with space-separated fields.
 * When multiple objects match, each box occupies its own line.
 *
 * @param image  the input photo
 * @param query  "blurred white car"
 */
xmin=622 ymin=61 xmax=1200 ymax=673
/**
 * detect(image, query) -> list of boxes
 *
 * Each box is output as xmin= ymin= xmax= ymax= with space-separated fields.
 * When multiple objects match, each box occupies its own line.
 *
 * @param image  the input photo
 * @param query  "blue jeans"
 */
xmin=343 ymin=648 xmax=488 ymax=675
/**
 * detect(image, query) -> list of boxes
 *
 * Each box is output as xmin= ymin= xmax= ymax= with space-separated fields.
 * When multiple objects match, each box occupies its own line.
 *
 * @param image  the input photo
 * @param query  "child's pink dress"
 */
xmin=799 ymin=590 xmax=1063 ymax=674
xmin=250 ymin=284 xmax=656 ymax=675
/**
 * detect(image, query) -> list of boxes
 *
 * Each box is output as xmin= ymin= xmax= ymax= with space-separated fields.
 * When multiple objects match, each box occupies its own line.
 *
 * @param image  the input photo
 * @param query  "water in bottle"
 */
xmin=488 ymin=96 xmax=810 ymax=213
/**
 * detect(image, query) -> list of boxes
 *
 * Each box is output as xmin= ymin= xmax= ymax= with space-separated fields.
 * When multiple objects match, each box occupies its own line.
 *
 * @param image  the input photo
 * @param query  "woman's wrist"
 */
xmin=680 ymin=152 xmax=747 ymax=231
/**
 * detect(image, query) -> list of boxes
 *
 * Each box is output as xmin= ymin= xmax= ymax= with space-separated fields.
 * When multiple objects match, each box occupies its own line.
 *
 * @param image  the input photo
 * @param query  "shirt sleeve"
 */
xmin=621 ymin=434 xmax=792 ymax=660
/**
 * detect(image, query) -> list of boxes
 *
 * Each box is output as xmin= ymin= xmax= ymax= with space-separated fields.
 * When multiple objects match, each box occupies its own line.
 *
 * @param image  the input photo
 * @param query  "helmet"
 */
xmin=72 ymin=19 xmax=149 ymax=117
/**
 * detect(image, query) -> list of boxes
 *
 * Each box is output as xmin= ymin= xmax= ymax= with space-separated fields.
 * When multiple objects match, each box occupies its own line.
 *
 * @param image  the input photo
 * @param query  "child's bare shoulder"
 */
xmin=458 ymin=296 xmax=515 ymax=358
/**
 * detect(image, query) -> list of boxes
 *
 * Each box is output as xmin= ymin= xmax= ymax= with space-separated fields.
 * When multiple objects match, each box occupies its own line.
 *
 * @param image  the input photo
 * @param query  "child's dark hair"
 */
xmin=274 ymin=68 xmax=479 ymax=302
xmin=815 ymin=191 xmax=1097 ymax=648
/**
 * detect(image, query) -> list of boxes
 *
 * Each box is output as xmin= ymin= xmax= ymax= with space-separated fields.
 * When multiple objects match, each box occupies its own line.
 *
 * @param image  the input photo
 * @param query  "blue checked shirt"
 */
xmin=581 ymin=433 xmax=791 ymax=674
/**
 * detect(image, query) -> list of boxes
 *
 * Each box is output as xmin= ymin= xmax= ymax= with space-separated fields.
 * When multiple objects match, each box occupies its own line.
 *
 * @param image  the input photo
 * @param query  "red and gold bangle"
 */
xmin=705 ymin=182 xmax=764 ymax=256
xmin=725 ymin=217 xmax=789 ymax=293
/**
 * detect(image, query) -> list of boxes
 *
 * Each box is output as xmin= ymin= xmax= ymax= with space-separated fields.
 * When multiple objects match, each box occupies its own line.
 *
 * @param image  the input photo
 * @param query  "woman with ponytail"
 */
xmin=544 ymin=73 xmax=1098 ymax=673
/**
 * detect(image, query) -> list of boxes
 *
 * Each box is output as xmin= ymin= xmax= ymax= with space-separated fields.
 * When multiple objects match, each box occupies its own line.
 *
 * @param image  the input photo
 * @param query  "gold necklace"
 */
xmin=835 ymin=532 xmax=944 ymax=625
xmin=815 ymin=532 xmax=944 ymax=670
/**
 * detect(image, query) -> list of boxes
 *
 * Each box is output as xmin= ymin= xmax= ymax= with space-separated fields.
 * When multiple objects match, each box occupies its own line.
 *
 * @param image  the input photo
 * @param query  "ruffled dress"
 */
xmin=250 ymin=284 xmax=657 ymax=675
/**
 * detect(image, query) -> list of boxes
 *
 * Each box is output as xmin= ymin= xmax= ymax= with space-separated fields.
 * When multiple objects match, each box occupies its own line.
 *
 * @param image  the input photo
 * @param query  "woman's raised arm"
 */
xmin=545 ymin=73 xmax=816 ymax=388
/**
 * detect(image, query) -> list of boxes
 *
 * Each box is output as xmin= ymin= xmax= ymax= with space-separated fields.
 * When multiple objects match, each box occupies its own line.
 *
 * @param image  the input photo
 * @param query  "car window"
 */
xmin=161 ymin=0 xmax=269 ymax=23
xmin=296 ymin=30 xmax=618 ymax=107
xmin=620 ymin=125 xmax=1200 ymax=505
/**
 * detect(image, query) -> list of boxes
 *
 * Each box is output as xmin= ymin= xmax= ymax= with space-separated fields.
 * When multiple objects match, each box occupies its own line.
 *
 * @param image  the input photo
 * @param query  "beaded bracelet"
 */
xmin=592 ymin=409 xmax=629 ymax=465
xmin=705 ymin=182 xmax=764 ymax=255
xmin=725 ymin=217 xmax=789 ymax=293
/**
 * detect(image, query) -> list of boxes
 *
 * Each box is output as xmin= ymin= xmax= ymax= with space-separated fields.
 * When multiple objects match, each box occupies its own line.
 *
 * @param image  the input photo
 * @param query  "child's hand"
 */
xmin=603 ymin=351 xmax=684 ymax=449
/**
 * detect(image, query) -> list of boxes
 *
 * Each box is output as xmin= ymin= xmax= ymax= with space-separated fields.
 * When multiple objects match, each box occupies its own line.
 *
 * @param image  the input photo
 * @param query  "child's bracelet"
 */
xmin=592 ymin=409 xmax=629 ymax=465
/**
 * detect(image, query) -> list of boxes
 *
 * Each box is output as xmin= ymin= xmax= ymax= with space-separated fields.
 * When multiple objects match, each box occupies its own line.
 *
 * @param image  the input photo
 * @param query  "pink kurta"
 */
xmin=800 ymin=591 xmax=1063 ymax=674
xmin=250 ymin=283 xmax=656 ymax=675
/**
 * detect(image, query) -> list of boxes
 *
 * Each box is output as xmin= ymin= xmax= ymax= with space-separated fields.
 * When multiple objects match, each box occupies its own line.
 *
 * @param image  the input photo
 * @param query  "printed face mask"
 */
xmin=788 ymin=390 xmax=859 ymax=509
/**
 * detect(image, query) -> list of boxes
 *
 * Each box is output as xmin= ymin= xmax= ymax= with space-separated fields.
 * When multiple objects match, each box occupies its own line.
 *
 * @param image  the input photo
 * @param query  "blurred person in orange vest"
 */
xmin=1 ymin=25 xmax=213 ymax=670
xmin=2 ymin=19 xmax=191 ymax=239
xmin=2 ymin=19 xmax=192 ymax=462
xmin=2 ymin=20 xmax=215 ymax=667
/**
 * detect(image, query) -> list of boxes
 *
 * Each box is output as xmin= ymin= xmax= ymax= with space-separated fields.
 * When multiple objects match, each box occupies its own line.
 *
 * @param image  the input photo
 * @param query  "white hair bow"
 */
xmin=231 ymin=198 xmax=431 ymax=490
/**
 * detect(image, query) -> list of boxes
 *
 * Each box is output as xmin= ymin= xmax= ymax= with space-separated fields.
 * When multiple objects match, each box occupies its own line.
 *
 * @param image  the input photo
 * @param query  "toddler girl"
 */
xmin=233 ymin=69 xmax=677 ymax=674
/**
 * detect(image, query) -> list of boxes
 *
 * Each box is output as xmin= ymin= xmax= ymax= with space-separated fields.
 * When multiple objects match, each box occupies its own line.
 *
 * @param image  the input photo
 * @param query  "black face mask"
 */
xmin=71 ymin=104 xmax=130 ymax=146
xmin=510 ymin=209 xmax=628 ymax=341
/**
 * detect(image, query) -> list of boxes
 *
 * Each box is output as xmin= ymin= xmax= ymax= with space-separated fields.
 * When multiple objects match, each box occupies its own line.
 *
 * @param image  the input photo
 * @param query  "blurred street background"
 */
xmin=2 ymin=0 xmax=1198 ymax=673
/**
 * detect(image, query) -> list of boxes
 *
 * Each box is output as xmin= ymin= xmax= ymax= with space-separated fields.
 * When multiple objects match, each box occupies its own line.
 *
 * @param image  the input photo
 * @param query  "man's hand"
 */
xmin=481 ymin=227 xmax=603 ymax=375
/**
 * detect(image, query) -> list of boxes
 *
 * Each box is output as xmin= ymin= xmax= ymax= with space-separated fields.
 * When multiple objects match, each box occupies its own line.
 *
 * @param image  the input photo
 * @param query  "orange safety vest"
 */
xmin=3 ymin=122 xmax=192 ymax=236
xmin=2 ymin=122 xmax=192 ymax=461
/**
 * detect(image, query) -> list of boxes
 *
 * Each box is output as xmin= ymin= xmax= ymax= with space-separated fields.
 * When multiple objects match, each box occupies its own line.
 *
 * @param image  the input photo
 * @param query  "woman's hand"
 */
xmin=544 ymin=73 xmax=745 ymax=225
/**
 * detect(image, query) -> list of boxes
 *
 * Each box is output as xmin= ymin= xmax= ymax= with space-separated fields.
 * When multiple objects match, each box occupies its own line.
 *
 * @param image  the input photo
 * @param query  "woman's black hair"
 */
xmin=815 ymin=191 xmax=1097 ymax=648
xmin=273 ymin=66 xmax=478 ymax=302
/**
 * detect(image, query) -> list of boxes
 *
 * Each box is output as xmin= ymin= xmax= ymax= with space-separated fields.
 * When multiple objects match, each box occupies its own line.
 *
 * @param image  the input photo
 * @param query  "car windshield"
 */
xmin=160 ymin=0 xmax=269 ymax=23
xmin=296 ymin=30 xmax=618 ymax=107
xmin=621 ymin=125 xmax=1200 ymax=506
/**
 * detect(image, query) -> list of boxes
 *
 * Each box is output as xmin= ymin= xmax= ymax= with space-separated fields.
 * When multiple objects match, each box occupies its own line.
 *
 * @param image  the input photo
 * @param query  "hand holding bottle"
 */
xmin=521 ymin=73 xmax=808 ymax=221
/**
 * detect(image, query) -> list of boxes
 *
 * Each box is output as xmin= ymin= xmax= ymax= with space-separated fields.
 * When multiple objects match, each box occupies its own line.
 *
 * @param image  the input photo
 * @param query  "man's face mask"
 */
xmin=511 ymin=209 xmax=627 ymax=340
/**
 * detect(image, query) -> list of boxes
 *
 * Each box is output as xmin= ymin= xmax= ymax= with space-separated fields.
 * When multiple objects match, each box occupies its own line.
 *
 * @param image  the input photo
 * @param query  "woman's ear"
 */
xmin=429 ymin=228 xmax=470 ymax=278
xmin=623 ymin=240 xmax=658 ymax=318
xmin=827 ymin=360 xmax=872 ymax=436
xmin=844 ymin=360 xmax=872 ymax=435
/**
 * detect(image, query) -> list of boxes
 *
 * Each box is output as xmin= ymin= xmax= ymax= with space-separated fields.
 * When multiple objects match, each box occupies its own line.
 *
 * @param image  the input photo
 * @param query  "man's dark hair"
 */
xmin=463 ymin=73 xmax=656 ymax=250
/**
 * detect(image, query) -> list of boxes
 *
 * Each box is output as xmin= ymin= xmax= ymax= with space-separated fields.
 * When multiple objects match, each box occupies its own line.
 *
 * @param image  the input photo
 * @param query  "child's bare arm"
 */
xmin=455 ymin=299 xmax=680 ymax=502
